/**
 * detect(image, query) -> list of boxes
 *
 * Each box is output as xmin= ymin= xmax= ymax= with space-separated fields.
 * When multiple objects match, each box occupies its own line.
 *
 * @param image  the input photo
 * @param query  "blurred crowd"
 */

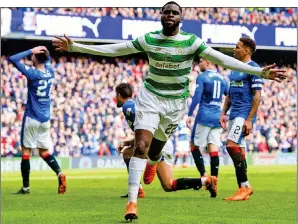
xmin=1 ymin=53 xmax=297 ymax=157
xmin=14 ymin=7 xmax=297 ymax=27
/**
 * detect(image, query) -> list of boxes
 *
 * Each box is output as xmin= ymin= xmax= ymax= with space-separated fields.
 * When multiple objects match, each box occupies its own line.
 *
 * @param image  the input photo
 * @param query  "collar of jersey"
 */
xmin=160 ymin=28 xmax=181 ymax=39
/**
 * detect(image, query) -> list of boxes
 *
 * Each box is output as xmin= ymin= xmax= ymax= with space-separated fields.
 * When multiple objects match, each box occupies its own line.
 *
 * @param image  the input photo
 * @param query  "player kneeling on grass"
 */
xmin=8 ymin=46 xmax=67 ymax=195
xmin=116 ymin=83 xmax=217 ymax=197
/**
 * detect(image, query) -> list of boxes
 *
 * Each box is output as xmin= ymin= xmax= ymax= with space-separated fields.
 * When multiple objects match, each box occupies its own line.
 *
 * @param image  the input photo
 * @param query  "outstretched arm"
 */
xmin=53 ymin=35 xmax=141 ymax=57
xmin=198 ymin=46 xmax=287 ymax=82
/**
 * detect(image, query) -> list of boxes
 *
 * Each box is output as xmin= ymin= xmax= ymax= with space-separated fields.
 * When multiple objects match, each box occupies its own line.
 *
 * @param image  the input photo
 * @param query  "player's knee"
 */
xmin=161 ymin=182 xmax=173 ymax=192
xmin=21 ymin=146 xmax=31 ymax=155
xmin=147 ymin=150 xmax=162 ymax=162
xmin=134 ymin=141 xmax=149 ymax=158
xmin=226 ymin=143 xmax=243 ymax=162
xmin=38 ymin=149 xmax=49 ymax=158
xmin=190 ymin=145 xmax=200 ymax=153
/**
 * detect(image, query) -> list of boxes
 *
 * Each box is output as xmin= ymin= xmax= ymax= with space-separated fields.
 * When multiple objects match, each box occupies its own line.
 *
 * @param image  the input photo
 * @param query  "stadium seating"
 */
xmin=1 ymin=55 xmax=296 ymax=157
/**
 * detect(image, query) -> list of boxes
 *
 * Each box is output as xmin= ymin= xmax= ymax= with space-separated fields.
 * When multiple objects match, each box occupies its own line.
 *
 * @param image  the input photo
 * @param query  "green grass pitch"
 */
xmin=1 ymin=165 xmax=296 ymax=224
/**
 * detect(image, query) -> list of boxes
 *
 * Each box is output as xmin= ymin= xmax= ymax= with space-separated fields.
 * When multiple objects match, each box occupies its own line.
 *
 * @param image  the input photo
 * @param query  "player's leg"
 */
xmin=143 ymin=138 xmax=166 ymax=184
xmin=224 ymin=118 xmax=253 ymax=201
xmin=125 ymin=129 xmax=153 ymax=220
xmin=207 ymin=128 xmax=222 ymax=177
xmin=37 ymin=120 xmax=66 ymax=194
xmin=14 ymin=116 xmax=37 ymax=194
xmin=125 ymin=87 xmax=160 ymax=220
xmin=123 ymin=146 xmax=134 ymax=173
xmin=14 ymin=146 xmax=32 ymax=194
xmin=121 ymin=147 xmax=145 ymax=198
xmin=191 ymin=124 xmax=209 ymax=176
xmin=156 ymin=156 xmax=217 ymax=197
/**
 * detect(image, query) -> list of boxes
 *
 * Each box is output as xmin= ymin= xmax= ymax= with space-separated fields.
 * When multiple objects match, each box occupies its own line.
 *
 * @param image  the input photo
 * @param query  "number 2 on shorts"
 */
xmin=165 ymin=124 xmax=178 ymax=136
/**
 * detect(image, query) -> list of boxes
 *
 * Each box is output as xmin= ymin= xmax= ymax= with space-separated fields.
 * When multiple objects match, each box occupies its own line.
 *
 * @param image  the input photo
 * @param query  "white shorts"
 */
xmin=21 ymin=116 xmax=52 ymax=149
xmin=193 ymin=123 xmax=222 ymax=148
xmin=134 ymin=86 xmax=187 ymax=141
xmin=161 ymin=140 xmax=174 ymax=166
xmin=176 ymin=140 xmax=190 ymax=153
xmin=227 ymin=117 xmax=246 ymax=148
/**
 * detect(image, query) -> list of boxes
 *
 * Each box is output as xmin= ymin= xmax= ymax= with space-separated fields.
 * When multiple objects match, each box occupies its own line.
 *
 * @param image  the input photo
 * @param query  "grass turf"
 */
xmin=1 ymin=165 xmax=296 ymax=224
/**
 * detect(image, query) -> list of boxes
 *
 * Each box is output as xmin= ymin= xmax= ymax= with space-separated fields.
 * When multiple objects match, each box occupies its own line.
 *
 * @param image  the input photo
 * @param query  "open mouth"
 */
xmin=165 ymin=20 xmax=175 ymax=24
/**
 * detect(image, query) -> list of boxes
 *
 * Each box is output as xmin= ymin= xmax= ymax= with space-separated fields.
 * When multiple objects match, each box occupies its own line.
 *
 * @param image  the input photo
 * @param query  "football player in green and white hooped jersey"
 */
xmin=53 ymin=1 xmax=287 ymax=221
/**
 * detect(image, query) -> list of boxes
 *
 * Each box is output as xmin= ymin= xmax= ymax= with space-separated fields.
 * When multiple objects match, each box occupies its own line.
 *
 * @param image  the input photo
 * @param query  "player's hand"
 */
xmin=261 ymin=63 xmax=287 ymax=82
xmin=52 ymin=34 xmax=73 ymax=52
xmin=117 ymin=142 xmax=125 ymax=154
xmin=32 ymin=46 xmax=47 ymax=54
xmin=243 ymin=119 xmax=252 ymax=136
xmin=186 ymin=116 xmax=193 ymax=129
xmin=220 ymin=114 xmax=228 ymax=130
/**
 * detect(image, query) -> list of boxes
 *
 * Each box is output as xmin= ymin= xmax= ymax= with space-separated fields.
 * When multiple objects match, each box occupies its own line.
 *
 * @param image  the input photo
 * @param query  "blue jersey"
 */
xmin=188 ymin=70 xmax=229 ymax=128
xmin=122 ymin=99 xmax=135 ymax=131
xmin=8 ymin=50 xmax=54 ymax=123
xmin=229 ymin=60 xmax=263 ymax=121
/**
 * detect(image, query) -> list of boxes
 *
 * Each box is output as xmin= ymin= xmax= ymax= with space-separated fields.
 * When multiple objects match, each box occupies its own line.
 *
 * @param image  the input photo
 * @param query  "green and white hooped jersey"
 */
xmin=127 ymin=30 xmax=210 ymax=99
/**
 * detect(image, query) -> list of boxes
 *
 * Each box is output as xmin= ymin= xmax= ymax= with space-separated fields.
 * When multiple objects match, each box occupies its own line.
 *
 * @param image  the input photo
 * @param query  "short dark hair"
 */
xmin=35 ymin=49 xmax=50 ymax=64
xmin=161 ymin=1 xmax=182 ymax=13
xmin=115 ymin=83 xmax=133 ymax=99
xmin=240 ymin=37 xmax=256 ymax=54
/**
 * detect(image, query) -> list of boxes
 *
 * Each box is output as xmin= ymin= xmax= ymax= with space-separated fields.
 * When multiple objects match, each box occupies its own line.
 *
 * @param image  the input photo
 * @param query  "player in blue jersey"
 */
xmin=220 ymin=37 xmax=263 ymax=201
xmin=8 ymin=46 xmax=67 ymax=195
xmin=116 ymin=83 xmax=217 ymax=197
xmin=187 ymin=58 xmax=229 ymax=180
xmin=115 ymin=83 xmax=145 ymax=199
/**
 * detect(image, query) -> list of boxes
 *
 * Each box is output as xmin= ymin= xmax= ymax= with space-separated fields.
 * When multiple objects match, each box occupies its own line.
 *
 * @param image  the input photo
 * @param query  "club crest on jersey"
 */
xmin=176 ymin=48 xmax=184 ymax=54
xmin=137 ymin=111 xmax=143 ymax=120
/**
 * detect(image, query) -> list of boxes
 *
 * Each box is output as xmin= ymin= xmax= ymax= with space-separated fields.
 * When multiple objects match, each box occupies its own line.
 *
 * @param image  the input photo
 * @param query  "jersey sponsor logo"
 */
xmin=155 ymin=62 xmax=180 ymax=69
xmin=230 ymin=80 xmax=244 ymax=87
